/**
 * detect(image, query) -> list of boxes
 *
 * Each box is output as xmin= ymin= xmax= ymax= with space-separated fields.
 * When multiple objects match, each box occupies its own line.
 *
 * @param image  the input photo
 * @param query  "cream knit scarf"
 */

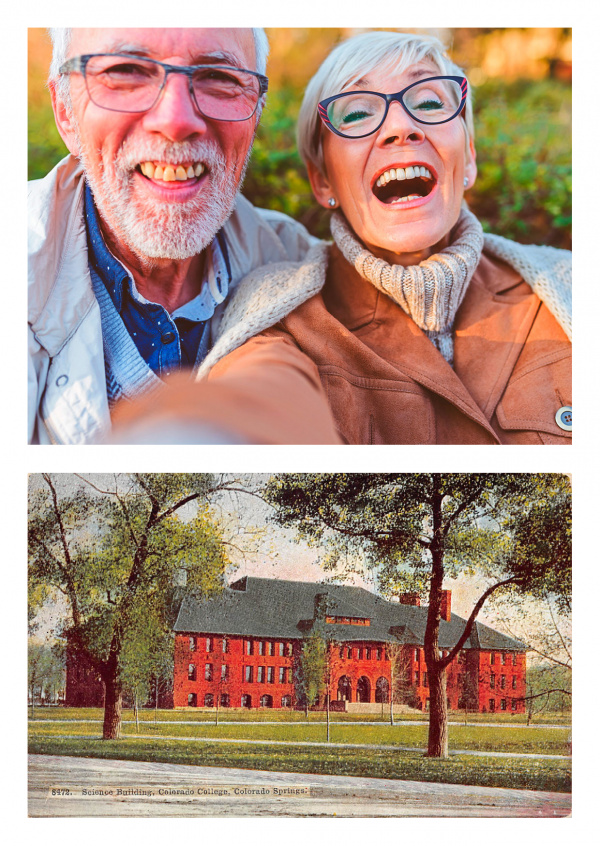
xmin=330 ymin=207 xmax=484 ymax=364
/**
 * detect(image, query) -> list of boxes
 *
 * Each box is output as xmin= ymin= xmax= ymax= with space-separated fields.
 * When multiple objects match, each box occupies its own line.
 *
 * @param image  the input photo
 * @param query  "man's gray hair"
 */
xmin=49 ymin=27 xmax=270 ymax=105
xmin=297 ymin=30 xmax=474 ymax=174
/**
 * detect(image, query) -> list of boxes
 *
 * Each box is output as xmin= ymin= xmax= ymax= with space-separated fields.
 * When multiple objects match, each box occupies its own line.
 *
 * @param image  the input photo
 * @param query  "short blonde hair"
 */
xmin=297 ymin=30 xmax=474 ymax=173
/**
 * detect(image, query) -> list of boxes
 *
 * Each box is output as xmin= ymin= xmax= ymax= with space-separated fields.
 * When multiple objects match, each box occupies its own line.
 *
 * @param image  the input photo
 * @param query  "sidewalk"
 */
xmin=29 ymin=754 xmax=571 ymax=818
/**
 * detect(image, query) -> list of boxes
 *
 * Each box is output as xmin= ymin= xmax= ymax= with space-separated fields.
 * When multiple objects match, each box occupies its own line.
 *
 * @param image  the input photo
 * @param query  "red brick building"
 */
xmin=173 ymin=577 xmax=527 ymax=713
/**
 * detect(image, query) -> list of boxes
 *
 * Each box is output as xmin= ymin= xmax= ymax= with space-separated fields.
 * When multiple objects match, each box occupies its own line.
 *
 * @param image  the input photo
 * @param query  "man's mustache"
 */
xmin=115 ymin=140 xmax=227 ymax=174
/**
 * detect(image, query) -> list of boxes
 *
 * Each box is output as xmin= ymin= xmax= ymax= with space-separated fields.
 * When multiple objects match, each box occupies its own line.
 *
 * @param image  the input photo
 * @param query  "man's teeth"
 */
xmin=140 ymin=162 xmax=205 ymax=181
xmin=375 ymin=166 xmax=432 ymax=188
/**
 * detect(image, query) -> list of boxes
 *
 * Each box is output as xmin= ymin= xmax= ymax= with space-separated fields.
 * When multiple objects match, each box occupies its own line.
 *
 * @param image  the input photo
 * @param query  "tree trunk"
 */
xmin=427 ymin=665 xmax=448 ymax=757
xmin=102 ymin=670 xmax=123 ymax=739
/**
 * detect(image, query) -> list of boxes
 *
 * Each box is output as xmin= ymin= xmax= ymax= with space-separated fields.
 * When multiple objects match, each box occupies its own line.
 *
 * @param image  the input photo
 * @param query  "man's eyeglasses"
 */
xmin=318 ymin=76 xmax=468 ymax=139
xmin=59 ymin=53 xmax=269 ymax=122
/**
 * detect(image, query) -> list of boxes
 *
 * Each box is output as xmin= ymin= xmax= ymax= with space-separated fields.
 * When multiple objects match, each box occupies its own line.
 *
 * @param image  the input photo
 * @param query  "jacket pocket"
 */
xmin=495 ymin=350 xmax=571 ymax=444
xmin=319 ymin=366 xmax=435 ymax=444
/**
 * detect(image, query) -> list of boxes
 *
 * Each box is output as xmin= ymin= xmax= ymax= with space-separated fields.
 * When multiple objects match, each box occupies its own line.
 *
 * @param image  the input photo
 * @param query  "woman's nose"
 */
xmin=375 ymin=99 xmax=426 ymax=146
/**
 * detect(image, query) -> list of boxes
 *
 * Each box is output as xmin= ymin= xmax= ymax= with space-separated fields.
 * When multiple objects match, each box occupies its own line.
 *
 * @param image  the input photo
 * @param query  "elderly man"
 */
xmin=28 ymin=28 xmax=336 ymax=444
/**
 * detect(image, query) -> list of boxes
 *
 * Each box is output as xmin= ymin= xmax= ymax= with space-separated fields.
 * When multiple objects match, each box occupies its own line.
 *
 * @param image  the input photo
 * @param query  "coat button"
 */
xmin=555 ymin=406 xmax=572 ymax=431
xmin=55 ymin=374 xmax=68 ymax=387
xmin=161 ymin=332 xmax=176 ymax=345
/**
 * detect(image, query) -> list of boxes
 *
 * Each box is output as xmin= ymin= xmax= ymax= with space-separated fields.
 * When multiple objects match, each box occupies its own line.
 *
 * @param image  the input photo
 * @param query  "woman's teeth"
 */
xmin=139 ymin=162 xmax=205 ymax=182
xmin=375 ymin=166 xmax=432 ymax=188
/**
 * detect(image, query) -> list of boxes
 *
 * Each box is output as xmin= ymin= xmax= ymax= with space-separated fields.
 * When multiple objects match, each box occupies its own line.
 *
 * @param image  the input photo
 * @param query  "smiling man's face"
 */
xmin=51 ymin=28 xmax=258 ymax=260
xmin=309 ymin=62 xmax=477 ymax=265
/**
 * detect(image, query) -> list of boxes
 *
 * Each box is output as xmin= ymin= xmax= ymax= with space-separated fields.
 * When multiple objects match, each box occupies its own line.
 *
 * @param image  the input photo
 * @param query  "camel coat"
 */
xmin=206 ymin=244 xmax=571 ymax=445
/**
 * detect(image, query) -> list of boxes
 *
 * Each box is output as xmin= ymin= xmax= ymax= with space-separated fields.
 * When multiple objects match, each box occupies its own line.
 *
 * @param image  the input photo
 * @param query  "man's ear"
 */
xmin=49 ymin=79 xmax=80 ymax=157
xmin=463 ymin=136 xmax=477 ymax=190
xmin=306 ymin=159 xmax=336 ymax=210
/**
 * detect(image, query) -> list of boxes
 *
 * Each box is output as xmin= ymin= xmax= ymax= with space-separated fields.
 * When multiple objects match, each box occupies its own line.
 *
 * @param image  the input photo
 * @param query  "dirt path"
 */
xmin=28 ymin=754 xmax=571 ymax=818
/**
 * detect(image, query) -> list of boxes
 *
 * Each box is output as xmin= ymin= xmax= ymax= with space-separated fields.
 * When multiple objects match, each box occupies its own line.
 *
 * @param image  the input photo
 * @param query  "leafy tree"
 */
xmin=28 ymin=639 xmax=65 ymax=714
xmin=297 ymin=631 xmax=327 ymax=719
xmin=28 ymin=473 xmax=239 ymax=739
xmin=264 ymin=473 xmax=571 ymax=757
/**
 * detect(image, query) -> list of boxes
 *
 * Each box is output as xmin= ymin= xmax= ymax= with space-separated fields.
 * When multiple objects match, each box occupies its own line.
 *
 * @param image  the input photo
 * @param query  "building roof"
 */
xmin=173 ymin=576 xmax=526 ymax=652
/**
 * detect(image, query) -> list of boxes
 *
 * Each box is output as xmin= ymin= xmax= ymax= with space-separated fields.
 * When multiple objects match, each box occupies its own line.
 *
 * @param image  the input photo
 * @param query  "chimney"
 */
xmin=398 ymin=593 xmax=421 ymax=607
xmin=440 ymin=590 xmax=451 ymax=622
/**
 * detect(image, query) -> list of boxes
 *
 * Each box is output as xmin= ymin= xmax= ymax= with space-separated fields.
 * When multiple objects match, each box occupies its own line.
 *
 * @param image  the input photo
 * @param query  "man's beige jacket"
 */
xmin=28 ymin=155 xmax=316 ymax=444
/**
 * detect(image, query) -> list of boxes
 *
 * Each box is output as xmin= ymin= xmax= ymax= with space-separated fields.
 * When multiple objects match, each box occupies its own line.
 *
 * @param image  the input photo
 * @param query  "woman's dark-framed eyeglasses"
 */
xmin=59 ymin=53 xmax=269 ymax=122
xmin=318 ymin=76 xmax=468 ymax=138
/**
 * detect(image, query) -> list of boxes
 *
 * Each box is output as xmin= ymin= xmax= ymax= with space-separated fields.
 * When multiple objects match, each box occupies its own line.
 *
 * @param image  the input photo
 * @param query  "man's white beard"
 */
xmin=78 ymin=136 xmax=250 ymax=260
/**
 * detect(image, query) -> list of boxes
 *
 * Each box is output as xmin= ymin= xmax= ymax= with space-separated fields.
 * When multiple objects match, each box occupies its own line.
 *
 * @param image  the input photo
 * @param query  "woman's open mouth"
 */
xmin=372 ymin=165 xmax=436 ymax=205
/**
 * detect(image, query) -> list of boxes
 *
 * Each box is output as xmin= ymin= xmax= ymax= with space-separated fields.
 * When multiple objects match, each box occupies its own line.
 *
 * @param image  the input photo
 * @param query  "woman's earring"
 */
xmin=463 ymin=177 xmax=469 ymax=188
xmin=328 ymin=197 xmax=337 ymax=208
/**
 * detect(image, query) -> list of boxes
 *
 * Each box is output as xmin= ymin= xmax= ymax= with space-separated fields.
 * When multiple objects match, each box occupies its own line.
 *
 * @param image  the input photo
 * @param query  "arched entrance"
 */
xmin=337 ymin=675 xmax=352 ymax=702
xmin=356 ymin=676 xmax=371 ymax=703
xmin=241 ymin=694 xmax=252 ymax=708
xmin=375 ymin=677 xmax=389 ymax=704
xmin=260 ymin=694 xmax=273 ymax=708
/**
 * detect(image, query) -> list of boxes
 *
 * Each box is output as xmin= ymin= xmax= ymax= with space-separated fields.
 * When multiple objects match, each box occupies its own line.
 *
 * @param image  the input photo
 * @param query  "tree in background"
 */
xmin=28 ymin=638 xmax=65 ymax=714
xmin=297 ymin=631 xmax=327 ymax=719
xmin=264 ymin=473 xmax=571 ymax=758
xmin=28 ymin=473 xmax=239 ymax=739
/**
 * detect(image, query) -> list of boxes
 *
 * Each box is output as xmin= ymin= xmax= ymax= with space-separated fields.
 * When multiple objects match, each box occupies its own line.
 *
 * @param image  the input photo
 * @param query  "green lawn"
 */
xmin=29 ymin=706 xmax=571 ymax=725
xmin=28 ymin=734 xmax=571 ymax=794
xmin=29 ymin=718 xmax=569 ymax=755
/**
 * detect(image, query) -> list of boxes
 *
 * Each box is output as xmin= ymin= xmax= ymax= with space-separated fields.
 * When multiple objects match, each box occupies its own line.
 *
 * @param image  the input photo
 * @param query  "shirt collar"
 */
xmin=84 ymin=183 xmax=230 ymax=320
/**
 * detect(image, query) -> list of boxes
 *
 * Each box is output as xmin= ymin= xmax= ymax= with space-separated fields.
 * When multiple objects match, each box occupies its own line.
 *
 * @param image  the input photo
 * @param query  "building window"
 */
xmin=221 ymin=664 xmax=228 ymax=681
xmin=347 ymin=647 xmax=352 ymax=659
xmin=220 ymin=693 xmax=230 ymax=707
xmin=490 ymin=673 xmax=495 ymax=689
xmin=414 ymin=648 xmax=419 ymax=662
xmin=357 ymin=647 xmax=363 ymax=660
xmin=244 ymin=666 xmax=253 ymax=683
xmin=339 ymin=646 xmax=345 ymax=659
xmin=245 ymin=640 xmax=253 ymax=656
xmin=490 ymin=652 xmax=496 ymax=664
xmin=500 ymin=699 xmax=507 ymax=711
xmin=221 ymin=637 xmax=228 ymax=653
xmin=241 ymin=694 xmax=252 ymax=708
xmin=511 ymin=699 xmax=517 ymax=711
xmin=501 ymin=652 xmax=507 ymax=665
xmin=206 ymin=637 xmax=212 ymax=652
xmin=377 ymin=648 xmax=383 ymax=661
xmin=512 ymin=676 xmax=517 ymax=690
xmin=204 ymin=693 xmax=214 ymax=707
xmin=458 ymin=651 xmax=466 ymax=664
xmin=366 ymin=647 xmax=372 ymax=660
xmin=267 ymin=641 xmax=274 ymax=656
xmin=188 ymin=664 xmax=196 ymax=681
xmin=500 ymin=675 xmax=506 ymax=690
xmin=260 ymin=694 xmax=273 ymax=708
xmin=286 ymin=642 xmax=293 ymax=656
xmin=512 ymin=653 xmax=517 ymax=665
xmin=257 ymin=666 xmax=265 ymax=683
xmin=281 ymin=695 xmax=292 ymax=707
xmin=279 ymin=667 xmax=286 ymax=684
xmin=267 ymin=667 xmax=275 ymax=684
xmin=187 ymin=693 xmax=197 ymax=707
xmin=375 ymin=677 xmax=389 ymax=704
xmin=278 ymin=642 xmax=284 ymax=656
xmin=205 ymin=663 xmax=213 ymax=682
xmin=489 ymin=699 xmax=495 ymax=711
xmin=189 ymin=637 xmax=196 ymax=652
xmin=423 ymin=672 xmax=428 ymax=687
xmin=258 ymin=641 xmax=265 ymax=656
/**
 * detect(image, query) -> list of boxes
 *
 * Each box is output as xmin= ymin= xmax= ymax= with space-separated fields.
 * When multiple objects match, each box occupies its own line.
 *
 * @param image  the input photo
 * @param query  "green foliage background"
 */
xmin=29 ymin=29 xmax=571 ymax=249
